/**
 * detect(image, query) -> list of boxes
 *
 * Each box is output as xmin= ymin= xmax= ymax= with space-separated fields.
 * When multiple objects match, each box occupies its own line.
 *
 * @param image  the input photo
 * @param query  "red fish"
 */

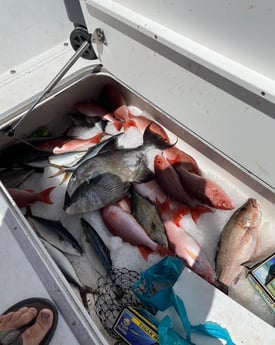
xmin=133 ymin=179 xmax=211 ymax=224
xmin=8 ymin=186 xmax=56 ymax=208
xmin=156 ymin=198 xmax=216 ymax=284
xmin=101 ymin=204 xmax=171 ymax=260
xmin=52 ymin=132 xmax=104 ymax=154
xmin=75 ymin=102 xmax=123 ymax=131
xmin=174 ymin=165 xmax=234 ymax=210
xmin=163 ymin=146 xmax=201 ymax=175
xmin=113 ymin=105 xmax=170 ymax=142
xmin=154 ymin=154 xmax=196 ymax=207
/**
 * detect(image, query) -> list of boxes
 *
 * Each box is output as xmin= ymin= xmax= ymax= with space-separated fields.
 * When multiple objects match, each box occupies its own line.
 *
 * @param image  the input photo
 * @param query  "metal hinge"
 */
xmin=92 ymin=28 xmax=107 ymax=46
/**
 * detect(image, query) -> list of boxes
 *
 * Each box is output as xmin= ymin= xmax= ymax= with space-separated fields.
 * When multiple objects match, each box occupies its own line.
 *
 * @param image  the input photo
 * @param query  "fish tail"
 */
xmin=143 ymin=123 xmax=176 ymax=149
xmin=38 ymin=186 xmax=56 ymax=204
xmin=114 ymin=105 xmax=130 ymax=120
xmin=156 ymin=245 xmax=174 ymax=257
xmin=173 ymin=205 xmax=190 ymax=226
xmin=103 ymin=114 xmax=123 ymax=131
xmin=90 ymin=131 xmax=105 ymax=144
xmin=138 ymin=245 xmax=153 ymax=260
xmin=48 ymin=165 xmax=66 ymax=178
xmin=123 ymin=119 xmax=137 ymax=131
xmin=190 ymin=204 xmax=213 ymax=224
xmin=59 ymin=172 xmax=71 ymax=185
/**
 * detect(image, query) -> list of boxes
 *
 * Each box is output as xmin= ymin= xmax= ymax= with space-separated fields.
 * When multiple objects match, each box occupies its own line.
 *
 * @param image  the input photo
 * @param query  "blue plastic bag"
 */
xmin=132 ymin=256 xmax=235 ymax=345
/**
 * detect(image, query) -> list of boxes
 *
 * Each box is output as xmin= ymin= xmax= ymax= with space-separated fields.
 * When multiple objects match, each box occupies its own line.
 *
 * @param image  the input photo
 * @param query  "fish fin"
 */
xmin=63 ymin=191 xmax=72 ymax=210
xmin=79 ymin=287 xmax=90 ymax=313
xmin=25 ymin=189 xmax=34 ymax=193
xmin=173 ymin=205 xmax=190 ymax=226
xmin=134 ymin=163 xmax=154 ymax=183
xmin=155 ymin=197 xmax=169 ymax=214
xmin=123 ymin=119 xmax=137 ymax=131
xmin=90 ymin=132 xmax=105 ymax=144
xmin=190 ymin=204 xmax=213 ymax=224
xmin=143 ymin=123 xmax=176 ymax=149
xmin=156 ymin=246 xmax=174 ymax=257
xmin=103 ymin=114 xmax=123 ymax=131
xmin=59 ymin=172 xmax=71 ymax=185
xmin=48 ymin=164 xmax=66 ymax=179
xmin=138 ymin=246 xmax=153 ymax=260
xmin=114 ymin=105 xmax=129 ymax=120
xmin=39 ymin=186 xmax=56 ymax=204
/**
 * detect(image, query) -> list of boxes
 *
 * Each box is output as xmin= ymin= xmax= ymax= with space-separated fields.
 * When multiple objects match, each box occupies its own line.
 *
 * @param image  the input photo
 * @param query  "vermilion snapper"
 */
xmin=8 ymin=186 xmax=56 ymax=208
xmin=101 ymin=203 xmax=172 ymax=260
xmin=163 ymin=146 xmax=201 ymax=175
xmin=114 ymin=105 xmax=170 ymax=143
xmin=174 ymin=164 xmax=234 ymax=210
xmin=37 ymin=132 xmax=104 ymax=154
xmin=132 ymin=180 xmax=202 ymax=224
xmin=74 ymin=102 xmax=122 ymax=131
xmin=154 ymin=154 xmax=196 ymax=207
xmin=156 ymin=198 xmax=216 ymax=284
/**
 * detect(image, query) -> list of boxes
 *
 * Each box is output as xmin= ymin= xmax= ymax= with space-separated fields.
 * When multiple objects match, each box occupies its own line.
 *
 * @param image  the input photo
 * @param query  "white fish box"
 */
xmin=0 ymin=1 xmax=274 ymax=344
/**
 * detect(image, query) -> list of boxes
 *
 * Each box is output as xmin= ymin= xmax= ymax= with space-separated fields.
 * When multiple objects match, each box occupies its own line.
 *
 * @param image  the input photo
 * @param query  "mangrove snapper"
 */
xmin=216 ymin=198 xmax=262 ymax=288
xmin=157 ymin=198 xmax=216 ymax=284
xmin=101 ymin=204 xmax=171 ymax=260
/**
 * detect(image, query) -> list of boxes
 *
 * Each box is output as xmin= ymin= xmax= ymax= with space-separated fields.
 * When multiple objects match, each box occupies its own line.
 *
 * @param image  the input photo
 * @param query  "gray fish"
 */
xmin=64 ymin=125 xmax=172 ymax=214
xmin=27 ymin=215 xmax=83 ymax=256
xmin=41 ymin=239 xmax=84 ymax=288
xmin=41 ymin=239 xmax=94 ymax=309
xmin=80 ymin=218 xmax=112 ymax=274
xmin=131 ymin=189 xmax=168 ymax=248
xmin=64 ymin=173 xmax=130 ymax=215
xmin=215 ymin=198 xmax=262 ymax=288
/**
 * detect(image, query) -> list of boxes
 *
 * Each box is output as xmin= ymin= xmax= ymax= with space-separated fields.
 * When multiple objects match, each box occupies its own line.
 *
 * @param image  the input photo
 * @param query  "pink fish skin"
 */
xmin=157 ymin=198 xmax=216 ymax=284
xmin=52 ymin=132 xmax=104 ymax=154
xmin=101 ymin=204 xmax=171 ymax=260
xmin=163 ymin=146 xmax=201 ymax=175
xmin=154 ymin=154 xmax=196 ymax=207
xmin=114 ymin=105 xmax=170 ymax=143
xmin=174 ymin=165 xmax=234 ymax=210
xmin=132 ymin=180 xmax=211 ymax=224
xmin=8 ymin=186 xmax=56 ymax=208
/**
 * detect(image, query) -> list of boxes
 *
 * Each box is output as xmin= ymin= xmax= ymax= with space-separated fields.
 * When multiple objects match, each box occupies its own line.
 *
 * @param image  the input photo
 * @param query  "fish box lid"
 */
xmin=81 ymin=0 xmax=275 ymax=197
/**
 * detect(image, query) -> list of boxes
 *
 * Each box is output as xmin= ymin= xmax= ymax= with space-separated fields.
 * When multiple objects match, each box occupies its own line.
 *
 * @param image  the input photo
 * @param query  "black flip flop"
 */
xmin=0 ymin=297 xmax=58 ymax=345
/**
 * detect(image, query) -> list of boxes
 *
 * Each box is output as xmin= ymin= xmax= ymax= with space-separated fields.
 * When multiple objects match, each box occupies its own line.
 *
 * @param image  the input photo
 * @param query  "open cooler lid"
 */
xmin=80 ymin=0 xmax=275 ymax=199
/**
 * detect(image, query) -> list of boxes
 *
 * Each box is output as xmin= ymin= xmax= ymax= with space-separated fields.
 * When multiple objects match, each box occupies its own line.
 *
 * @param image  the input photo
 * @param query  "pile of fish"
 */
xmin=0 ymin=84 xmax=273 ymax=323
